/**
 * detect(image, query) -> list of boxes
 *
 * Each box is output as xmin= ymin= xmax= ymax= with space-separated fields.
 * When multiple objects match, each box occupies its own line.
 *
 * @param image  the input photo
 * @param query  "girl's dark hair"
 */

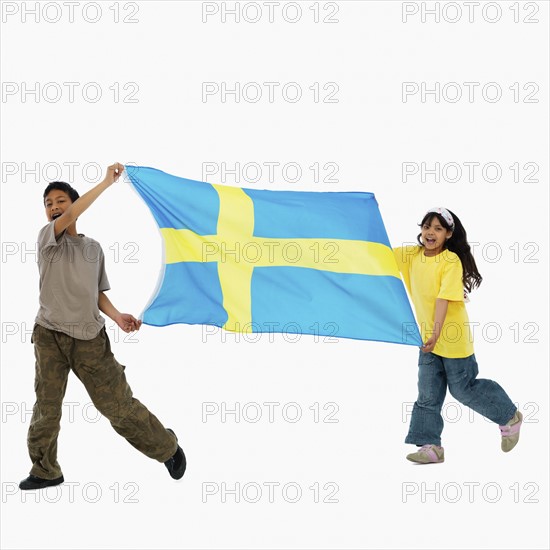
xmin=43 ymin=181 xmax=80 ymax=204
xmin=416 ymin=209 xmax=483 ymax=293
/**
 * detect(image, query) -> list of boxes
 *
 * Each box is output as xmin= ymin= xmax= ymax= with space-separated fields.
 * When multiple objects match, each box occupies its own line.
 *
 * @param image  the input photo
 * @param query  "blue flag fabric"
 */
xmin=126 ymin=165 xmax=422 ymax=346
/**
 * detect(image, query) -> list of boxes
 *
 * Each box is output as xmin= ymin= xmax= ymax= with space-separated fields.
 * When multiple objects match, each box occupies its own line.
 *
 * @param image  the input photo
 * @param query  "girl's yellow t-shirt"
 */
xmin=393 ymin=245 xmax=474 ymax=358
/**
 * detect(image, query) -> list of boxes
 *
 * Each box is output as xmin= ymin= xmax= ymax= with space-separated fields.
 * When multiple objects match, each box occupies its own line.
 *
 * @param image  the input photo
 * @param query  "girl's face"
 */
xmin=421 ymin=216 xmax=453 ymax=255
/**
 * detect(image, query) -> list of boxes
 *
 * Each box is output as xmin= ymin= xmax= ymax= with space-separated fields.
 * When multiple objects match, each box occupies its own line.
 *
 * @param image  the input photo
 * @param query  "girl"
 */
xmin=393 ymin=207 xmax=522 ymax=464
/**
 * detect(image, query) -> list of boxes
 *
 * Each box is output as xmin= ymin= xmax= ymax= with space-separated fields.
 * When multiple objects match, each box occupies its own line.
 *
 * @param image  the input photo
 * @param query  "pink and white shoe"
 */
xmin=499 ymin=410 xmax=523 ymax=452
xmin=406 ymin=444 xmax=444 ymax=464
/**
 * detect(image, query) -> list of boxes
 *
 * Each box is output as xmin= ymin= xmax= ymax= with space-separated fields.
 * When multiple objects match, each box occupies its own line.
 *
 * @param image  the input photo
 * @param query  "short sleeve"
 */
xmin=393 ymin=245 xmax=418 ymax=295
xmin=393 ymin=245 xmax=418 ymax=273
xmin=98 ymin=249 xmax=111 ymax=292
xmin=393 ymin=247 xmax=404 ymax=273
xmin=37 ymin=220 xmax=65 ymax=250
xmin=438 ymin=255 xmax=464 ymax=301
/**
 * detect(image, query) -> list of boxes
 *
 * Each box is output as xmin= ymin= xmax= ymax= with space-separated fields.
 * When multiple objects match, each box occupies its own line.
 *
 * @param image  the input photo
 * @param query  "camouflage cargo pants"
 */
xmin=27 ymin=322 xmax=177 ymax=479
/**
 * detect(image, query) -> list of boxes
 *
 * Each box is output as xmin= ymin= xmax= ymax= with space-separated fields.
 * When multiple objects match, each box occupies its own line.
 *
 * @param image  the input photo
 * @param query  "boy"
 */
xmin=19 ymin=163 xmax=186 ymax=490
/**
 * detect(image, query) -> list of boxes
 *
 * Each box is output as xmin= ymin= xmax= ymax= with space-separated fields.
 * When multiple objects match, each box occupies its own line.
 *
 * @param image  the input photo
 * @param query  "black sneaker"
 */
xmin=164 ymin=428 xmax=186 ymax=480
xmin=19 ymin=474 xmax=64 ymax=490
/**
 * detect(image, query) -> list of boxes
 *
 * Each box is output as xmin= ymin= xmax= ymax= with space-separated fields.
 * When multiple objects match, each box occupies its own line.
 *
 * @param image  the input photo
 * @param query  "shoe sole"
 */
xmin=406 ymin=455 xmax=444 ymax=464
xmin=19 ymin=476 xmax=64 ymax=490
xmin=165 ymin=428 xmax=186 ymax=480
xmin=501 ymin=411 xmax=523 ymax=452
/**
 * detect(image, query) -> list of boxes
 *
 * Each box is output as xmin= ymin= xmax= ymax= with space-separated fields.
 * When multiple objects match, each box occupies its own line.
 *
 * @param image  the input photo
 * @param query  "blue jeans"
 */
xmin=405 ymin=351 xmax=517 ymax=446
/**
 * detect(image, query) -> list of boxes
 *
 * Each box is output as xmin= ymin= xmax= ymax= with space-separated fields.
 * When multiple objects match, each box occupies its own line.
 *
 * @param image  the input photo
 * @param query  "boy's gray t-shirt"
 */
xmin=34 ymin=220 xmax=111 ymax=340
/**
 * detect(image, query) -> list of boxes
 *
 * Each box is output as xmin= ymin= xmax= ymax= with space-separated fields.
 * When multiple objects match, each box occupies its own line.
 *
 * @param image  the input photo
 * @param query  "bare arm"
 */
xmin=54 ymin=162 xmax=124 ymax=237
xmin=421 ymin=298 xmax=449 ymax=352
xmin=98 ymin=291 xmax=121 ymax=322
xmin=432 ymin=298 xmax=449 ymax=341
xmin=99 ymin=291 xmax=142 ymax=333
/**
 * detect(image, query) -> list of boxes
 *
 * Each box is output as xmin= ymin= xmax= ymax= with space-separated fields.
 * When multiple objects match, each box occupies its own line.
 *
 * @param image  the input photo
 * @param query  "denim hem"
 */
xmin=405 ymin=433 xmax=441 ymax=446
xmin=497 ymin=405 xmax=518 ymax=426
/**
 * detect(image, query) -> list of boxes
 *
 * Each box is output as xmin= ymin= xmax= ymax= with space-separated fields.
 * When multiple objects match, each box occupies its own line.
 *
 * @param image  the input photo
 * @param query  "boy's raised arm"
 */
xmin=53 ymin=162 xmax=124 ymax=237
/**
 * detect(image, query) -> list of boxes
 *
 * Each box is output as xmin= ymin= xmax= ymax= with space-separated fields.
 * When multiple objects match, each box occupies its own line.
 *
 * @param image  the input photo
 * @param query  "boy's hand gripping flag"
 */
xmin=125 ymin=165 xmax=422 ymax=346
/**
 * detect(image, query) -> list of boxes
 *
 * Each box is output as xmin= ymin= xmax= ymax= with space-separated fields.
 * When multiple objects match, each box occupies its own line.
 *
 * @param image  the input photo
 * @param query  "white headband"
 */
xmin=426 ymin=207 xmax=454 ymax=228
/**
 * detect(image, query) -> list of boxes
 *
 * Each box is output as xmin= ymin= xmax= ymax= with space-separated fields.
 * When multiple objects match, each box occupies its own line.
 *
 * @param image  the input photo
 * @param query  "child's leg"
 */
xmin=444 ymin=354 xmax=517 ymax=425
xmin=27 ymin=324 xmax=71 ymax=479
xmin=405 ymin=351 xmax=448 ymax=446
xmin=71 ymin=327 xmax=178 ymax=463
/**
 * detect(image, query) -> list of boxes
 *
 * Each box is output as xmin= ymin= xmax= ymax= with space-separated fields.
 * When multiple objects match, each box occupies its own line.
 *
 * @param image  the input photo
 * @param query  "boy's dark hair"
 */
xmin=416 ymin=209 xmax=483 ymax=293
xmin=43 ymin=181 xmax=80 ymax=204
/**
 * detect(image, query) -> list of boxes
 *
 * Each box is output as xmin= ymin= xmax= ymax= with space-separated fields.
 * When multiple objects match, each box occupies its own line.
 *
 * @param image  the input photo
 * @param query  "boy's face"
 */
xmin=44 ymin=190 xmax=72 ymax=222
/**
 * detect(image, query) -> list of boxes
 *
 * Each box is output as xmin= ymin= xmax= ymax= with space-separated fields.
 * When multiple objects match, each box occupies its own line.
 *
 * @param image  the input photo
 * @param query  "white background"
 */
xmin=1 ymin=1 xmax=548 ymax=549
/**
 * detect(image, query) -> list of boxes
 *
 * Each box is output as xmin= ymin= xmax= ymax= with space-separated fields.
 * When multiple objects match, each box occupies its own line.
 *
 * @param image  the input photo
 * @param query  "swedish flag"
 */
xmin=126 ymin=166 xmax=421 ymax=346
